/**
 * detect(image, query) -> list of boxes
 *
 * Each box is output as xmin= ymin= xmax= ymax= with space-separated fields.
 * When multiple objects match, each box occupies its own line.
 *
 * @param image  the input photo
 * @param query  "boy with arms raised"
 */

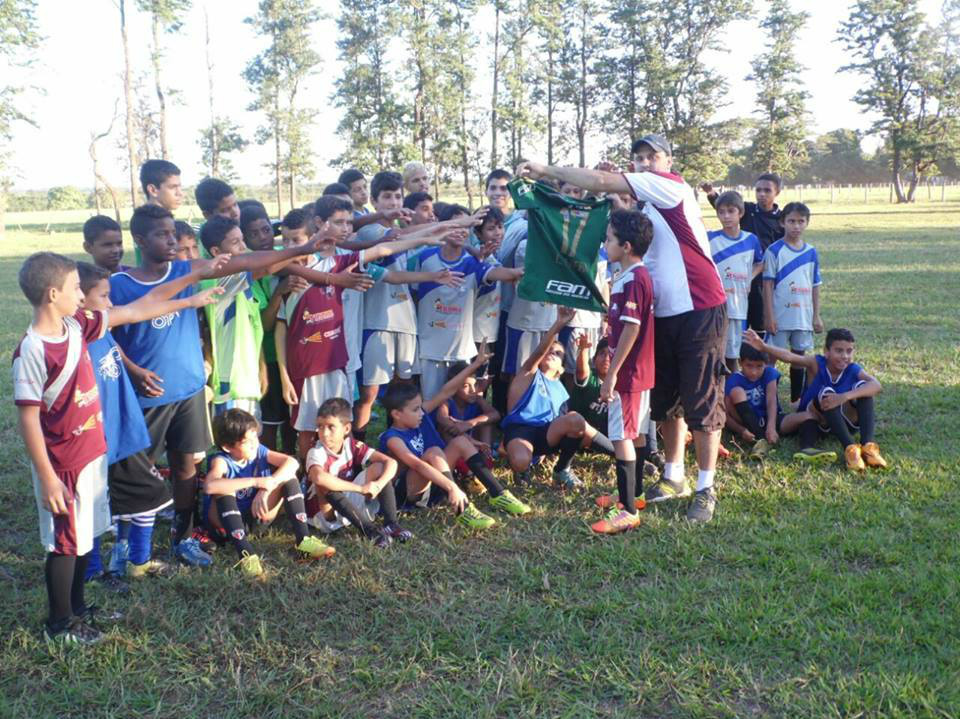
xmin=13 ymin=252 xmax=220 ymax=643
xmin=708 ymin=190 xmax=764 ymax=372
xmin=435 ymin=361 xmax=501 ymax=447
xmin=744 ymin=328 xmax=887 ymax=471
xmin=380 ymin=350 xmax=530 ymax=529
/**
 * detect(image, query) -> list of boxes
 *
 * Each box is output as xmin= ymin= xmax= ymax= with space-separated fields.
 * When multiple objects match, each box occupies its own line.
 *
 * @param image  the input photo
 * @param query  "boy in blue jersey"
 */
xmin=435 ymin=361 xmax=501 ymax=448
xmin=724 ymin=342 xmax=811 ymax=459
xmin=503 ymin=306 xmax=617 ymax=490
xmin=762 ymin=202 xmax=823 ymax=402
xmin=709 ymin=191 xmax=764 ymax=372
xmin=379 ymin=350 xmax=531 ymax=530
xmin=204 ymin=409 xmax=333 ymax=578
xmin=744 ymin=328 xmax=887 ymax=471
xmin=110 ymin=204 xmax=327 ymax=568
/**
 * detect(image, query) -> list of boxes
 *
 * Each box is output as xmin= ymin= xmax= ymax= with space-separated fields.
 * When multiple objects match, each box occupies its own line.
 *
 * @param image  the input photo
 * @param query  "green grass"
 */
xmin=1 ymin=201 xmax=959 ymax=718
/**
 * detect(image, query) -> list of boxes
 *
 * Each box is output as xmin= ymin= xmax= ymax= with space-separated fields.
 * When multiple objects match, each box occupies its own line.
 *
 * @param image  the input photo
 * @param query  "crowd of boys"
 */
xmin=15 ymin=136 xmax=887 ymax=645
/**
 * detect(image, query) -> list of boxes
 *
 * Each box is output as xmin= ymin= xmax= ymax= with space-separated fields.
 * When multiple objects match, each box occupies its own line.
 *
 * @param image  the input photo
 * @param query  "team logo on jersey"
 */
xmin=151 ymin=311 xmax=179 ymax=329
xmin=625 ymin=301 xmax=637 ymax=310
xmin=391 ymin=290 xmax=410 ymax=301
xmin=97 ymin=346 xmax=122 ymax=380
xmin=83 ymin=310 xmax=95 ymax=320
xmin=74 ymin=384 xmax=100 ymax=408
xmin=302 ymin=308 xmax=335 ymax=325
xmin=546 ymin=279 xmax=591 ymax=300
xmin=410 ymin=433 xmax=425 ymax=454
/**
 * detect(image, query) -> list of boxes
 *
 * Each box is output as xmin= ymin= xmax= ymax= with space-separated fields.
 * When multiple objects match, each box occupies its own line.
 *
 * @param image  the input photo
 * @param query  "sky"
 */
xmin=6 ymin=0 xmax=946 ymax=190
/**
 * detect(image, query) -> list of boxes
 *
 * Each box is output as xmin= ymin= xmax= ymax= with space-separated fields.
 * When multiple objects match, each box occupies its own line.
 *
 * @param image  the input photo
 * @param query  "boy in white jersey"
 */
xmin=763 ymin=202 xmax=823 ymax=402
xmin=708 ymin=190 xmax=764 ymax=372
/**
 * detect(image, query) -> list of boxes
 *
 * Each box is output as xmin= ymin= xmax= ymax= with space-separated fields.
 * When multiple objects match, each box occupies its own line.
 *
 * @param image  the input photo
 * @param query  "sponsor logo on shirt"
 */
xmin=300 ymin=328 xmax=341 ymax=345
xmin=151 ymin=312 xmax=179 ymax=329
xmin=625 ymin=301 xmax=637 ymax=310
xmin=433 ymin=299 xmax=462 ymax=315
xmin=545 ymin=279 xmax=591 ymax=300
xmin=428 ymin=320 xmax=448 ymax=329
xmin=71 ymin=411 xmax=102 ymax=436
xmin=302 ymin=308 xmax=335 ymax=325
xmin=97 ymin=346 xmax=122 ymax=380
xmin=789 ymin=281 xmax=812 ymax=295
xmin=74 ymin=384 xmax=100 ymax=408
xmin=724 ymin=268 xmax=750 ymax=282
xmin=391 ymin=290 xmax=410 ymax=302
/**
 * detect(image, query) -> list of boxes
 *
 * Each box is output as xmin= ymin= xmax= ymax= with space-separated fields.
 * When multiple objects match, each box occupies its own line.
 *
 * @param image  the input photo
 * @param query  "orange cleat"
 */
xmin=594 ymin=494 xmax=646 ymax=511
xmin=845 ymin=444 xmax=866 ymax=472
xmin=861 ymin=442 xmax=888 ymax=469
xmin=591 ymin=508 xmax=642 ymax=534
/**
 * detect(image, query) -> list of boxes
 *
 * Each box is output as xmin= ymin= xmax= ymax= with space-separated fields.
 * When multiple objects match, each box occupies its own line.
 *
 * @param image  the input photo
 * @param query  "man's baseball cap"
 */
xmin=631 ymin=133 xmax=672 ymax=156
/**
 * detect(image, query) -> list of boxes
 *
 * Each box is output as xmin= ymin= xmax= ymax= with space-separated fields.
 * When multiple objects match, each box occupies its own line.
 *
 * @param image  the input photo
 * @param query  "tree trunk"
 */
xmin=289 ymin=172 xmax=296 ymax=211
xmin=547 ymin=47 xmax=554 ymax=166
xmin=151 ymin=14 xmax=168 ymax=160
xmin=120 ymin=0 xmax=139 ymax=207
xmin=204 ymin=8 xmax=218 ymax=176
xmin=577 ymin=8 xmax=587 ymax=168
xmin=891 ymin=145 xmax=907 ymax=203
xmin=491 ymin=4 xmax=500 ymax=169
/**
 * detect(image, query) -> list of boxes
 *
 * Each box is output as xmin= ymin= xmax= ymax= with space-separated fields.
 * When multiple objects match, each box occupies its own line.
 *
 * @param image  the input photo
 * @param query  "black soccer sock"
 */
xmin=215 ymin=495 xmax=255 ymax=557
xmin=171 ymin=477 xmax=196 ymax=543
xmin=378 ymin=480 xmax=400 ymax=525
xmin=646 ymin=424 xmax=659 ymax=452
xmin=554 ymin=436 xmax=581 ymax=472
xmin=634 ymin=444 xmax=651 ymax=496
xmin=280 ymin=478 xmax=309 ymax=544
xmin=823 ymin=406 xmax=856 ymax=449
xmin=588 ymin=432 xmax=616 ymax=457
xmin=71 ymin=552 xmax=90 ymax=616
xmin=45 ymin=552 xmax=75 ymax=627
xmin=466 ymin=452 xmax=504 ymax=497
xmin=616 ymin=459 xmax=637 ymax=514
xmin=789 ymin=365 xmax=806 ymax=403
xmin=857 ymin=396 xmax=876 ymax=444
xmin=735 ymin=401 xmax=764 ymax=437
xmin=799 ymin=419 xmax=821 ymax=450
xmin=327 ymin=491 xmax=377 ymax=537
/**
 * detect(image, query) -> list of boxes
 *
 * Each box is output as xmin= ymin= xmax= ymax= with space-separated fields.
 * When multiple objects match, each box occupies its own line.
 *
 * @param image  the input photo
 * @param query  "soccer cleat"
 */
xmin=191 ymin=526 xmax=217 ymax=554
xmin=127 ymin=559 xmax=175 ymax=579
xmin=171 ymin=537 xmax=213 ymax=567
xmin=235 ymin=552 xmax=264 ymax=578
xmin=76 ymin=604 xmax=124 ymax=627
xmin=591 ymin=508 xmax=641 ymax=534
xmin=845 ymin=444 xmax=866 ymax=472
xmin=553 ymin=468 xmax=583 ymax=491
xmin=371 ymin=530 xmax=393 ymax=549
xmin=488 ymin=489 xmax=531 ymax=516
xmin=686 ymin=488 xmax=717 ymax=523
xmin=296 ymin=535 xmax=336 ymax=560
xmin=644 ymin=478 xmax=692 ymax=504
xmin=594 ymin=494 xmax=646 ymax=511
xmin=647 ymin=450 xmax=666 ymax=472
xmin=44 ymin=617 xmax=103 ymax=646
xmin=861 ymin=442 xmax=888 ymax=469
xmin=383 ymin=523 xmax=414 ymax=543
xmin=462 ymin=476 xmax=487 ymax=496
xmin=456 ymin=503 xmax=496 ymax=530
xmin=793 ymin=447 xmax=838 ymax=465
xmin=108 ymin=539 xmax=129 ymax=577
xmin=643 ymin=460 xmax=659 ymax=479
xmin=513 ymin=469 xmax=533 ymax=487
xmin=92 ymin=571 xmax=130 ymax=595
xmin=750 ymin=439 xmax=772 ymax=460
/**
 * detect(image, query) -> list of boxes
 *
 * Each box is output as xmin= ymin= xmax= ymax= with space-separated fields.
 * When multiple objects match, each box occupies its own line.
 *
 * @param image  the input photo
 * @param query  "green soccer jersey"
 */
xmin=508 ymin=179 xmax=609 ymax=312
xmin=568 ymin=369 xmax=608 ymax=434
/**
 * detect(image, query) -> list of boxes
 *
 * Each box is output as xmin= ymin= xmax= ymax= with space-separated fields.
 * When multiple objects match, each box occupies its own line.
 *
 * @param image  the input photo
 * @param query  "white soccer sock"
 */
xmin=696 ymin=469 xmax=715 ymax=492
xmin=664 ymin=462 xmax=684 ymax=482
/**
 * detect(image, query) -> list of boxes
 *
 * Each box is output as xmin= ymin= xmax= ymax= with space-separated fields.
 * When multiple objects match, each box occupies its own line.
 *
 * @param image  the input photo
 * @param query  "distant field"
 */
xmin=1 ymin=200 xmax=959 ymax=718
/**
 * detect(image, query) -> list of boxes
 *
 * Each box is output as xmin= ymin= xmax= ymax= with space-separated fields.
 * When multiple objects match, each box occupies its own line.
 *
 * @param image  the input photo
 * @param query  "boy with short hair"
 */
xmin=434 ymin=361 xmax=502 ymax=447
xmin=338 ymin=168 xmax=369 ymax=216
xmin=174 ymin=221 xmax=200 ymax=261
xmin=744 ymin=328 xmax=887 ymax=471
xmin=471 ymin=206 xmax=506 ymax=348
xmin=402 ymin=161 xmax=430 ymax=195
xmin=141 ymin=159 xmax=184 ymax=211
xmin=708 ymin=190 xmax=764 ymax=372
xmin=380 ymin=352 xmax=531 ymax=529
xmin=83 ymin=215 xmax=126 ymax=273
xmin=305 ymin=398 xmax=412 ymax=547
xmin=762 ymin=202 xmax=823 ymax=402
xmin=204 ymin=409 xmax=332 ymax=578
xmin=403 ymin=191 xmax=436 ymax=225
xmin=195 ymin=177 xmax=240 ymax=222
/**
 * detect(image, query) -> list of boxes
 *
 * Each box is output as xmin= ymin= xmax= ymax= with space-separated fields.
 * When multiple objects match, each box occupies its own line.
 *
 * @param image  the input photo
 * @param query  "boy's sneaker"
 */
xmin=77 ymin=604 xmax=124 ymax=626
xmin=750 ymin=439 xmax=772 ymax=460
xmin=553 ymin=468 xmax=582 ymax=491
xmin=456 ymin=503 xmax=496 ymax=530
xmin=594 ymin=494 xmax=646 ymax=511
xmin=861 ymin=442 xmax=888 ymax=469
xmin=513 ymin=469 xmax=532 ymax=487
xmin=463 ymin=476 xmax=487 ymax=496
xmin=371 ymin=530 xmax=392 ymax=549
xmin=191 ymin=526 xmax=217 ymax=554
xmin=793 ymin=447 xmax=838 ymax=465
xmin=127 ymin=559 xmax=175 ymax=579
xmin=108 ymin=540 xmax=129 ymax=577
xmin=644 ymin=478 xmax=691 ymax=504
xmin=845 ymin=444 xmax=866 ymax=472
xmin=92 ymin=571 xmax=129 ymax=595
xmin=171 ymin=537 xmax=213 ymax=567
xmin=296 ymin=535 xmax=336 ymax=560
xmin=489 ymin=490 xmax=531 ymax=516
xmin=44 ymin=617 xmax=103 ymax=646
xmin=648 ymin=450 xmax=666 ymax=472
xmin=643 ymin=460 xmax=659 ymax=478
xmin=686 ymin=488 xmax=717 ymax=523
xmin=383 ymin=523 xmax=414 ymax=543
xmin=235 ymin=552 xmax=264 ymax=578
xmin=591 ymin=508 xmax=641 ymax=535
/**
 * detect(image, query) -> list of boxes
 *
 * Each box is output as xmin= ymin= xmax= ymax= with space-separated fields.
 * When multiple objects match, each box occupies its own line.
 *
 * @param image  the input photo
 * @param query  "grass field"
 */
xmin=1 ymin=200 xmax=959 ymax=718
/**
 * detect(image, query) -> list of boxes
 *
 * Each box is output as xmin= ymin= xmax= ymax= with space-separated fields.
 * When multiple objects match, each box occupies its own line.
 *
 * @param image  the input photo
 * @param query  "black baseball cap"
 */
xmin=631 ymin=134 xmax=672 ymax=157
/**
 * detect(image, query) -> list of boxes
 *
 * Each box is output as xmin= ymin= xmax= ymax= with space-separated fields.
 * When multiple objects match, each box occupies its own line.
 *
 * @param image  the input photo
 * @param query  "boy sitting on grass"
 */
xmin=434 ymin=361 xmax=501 ymax=448
xmin=744 ymin=328 xmax=887 ymax=471
xmin=305 ymin=398 xmax=412 ymax=548
xmin=204 ymin=409 xmax=334 ymax=578
xmin=380 ymin=351 xmax=531 ymax=530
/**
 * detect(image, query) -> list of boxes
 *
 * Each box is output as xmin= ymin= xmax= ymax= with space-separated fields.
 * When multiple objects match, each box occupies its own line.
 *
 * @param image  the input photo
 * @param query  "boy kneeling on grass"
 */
xmin=743 ymin=328 xmax=887 ymax=471
xmin=204 ymin=409 xmax=334 ymax=578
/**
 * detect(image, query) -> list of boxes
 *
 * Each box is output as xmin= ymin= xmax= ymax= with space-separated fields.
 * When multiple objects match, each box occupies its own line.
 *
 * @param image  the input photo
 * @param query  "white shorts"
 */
xmin=304 ymin=470 xmax=379 ymax=534
xmin=769 ymin=329 xmax=814 ymax=353
xmin=562 ymin=327 xmax=600 ymax=375
xmin=292 ymin=370 xmax=350 ymax=432
xmin=362 ymin=330 xmax=419 ymax=386
xmin=724 ymin=319 xmax=747 ymax=359
xmin=33 ymin=455 xmax=110 ymax=555
xmin=502 ymin=326 xmax=547 ymax=375
xmin=419 ymin=359 xmax=461 ymax=403
xmin=607 ymin=389 xmax=651 ymax=442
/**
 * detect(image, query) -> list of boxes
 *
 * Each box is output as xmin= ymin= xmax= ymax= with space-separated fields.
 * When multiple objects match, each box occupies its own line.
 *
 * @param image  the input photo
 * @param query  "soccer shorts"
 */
xmin=561 ymin=326 xmax=600 ymax=375
xmin=33 ymin=455 xmax=110 ymax=555
xmin=291 ymin=369 xmax=350 ymax=432
xmin=607 ymin=389 xmax=651 ymax=442
xmin=394 ymin=470 xmax=447 ymax=510
xmin=419 ymin=359 xmax=459 ymax=403
xmin=142 ymin=389 xmax=213 ymax=459
xmin=361 ymin=330 xmax=419 ymax=386
xmin=502 ymin=326 xmax=548 ymax=375
xmin=724 ymin=318 xmax=747 ymax=360
xmin=769 ymin=329 xmax=814 ymax=353
xmin=303 ymin=470 xmax=380 ymax=533
xmin=812 ymin=382 xmax=866 ymax=432
xmin=213 ymin=398 xmax=260 ymax=422
xmin=108 ymin=451 xmax=172 ymax=517
xmin=503 ymin=423 xmax=554 ymax=457
xmin=260 ymin=362 xmax=289 ymax=426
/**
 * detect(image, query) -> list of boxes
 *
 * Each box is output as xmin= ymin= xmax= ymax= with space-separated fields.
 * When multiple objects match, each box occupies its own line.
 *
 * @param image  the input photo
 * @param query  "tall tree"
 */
xmin=119 ymin=0 xmax=140 ymax=206
xmin=199 ymin=8 xmax=246 ymax=179
xmin=498 ymin=8 xmax=539 ymax=169
xmin=556 ymin=0 xmax=602 ymax=167
xmin=89 ymin=103 xmax=122 ymax=221
xmin=245 ymin=0 xmax=321 ymax=211
xmin=0 ymin=0 xmax=40 ymax=241
xmin=747 ymin=0 xmax=809 ymax=176
xmin=530 ymin=0 xmax=567 ymax=165
xmin=490 ymin=0 xmax=507 ymax=168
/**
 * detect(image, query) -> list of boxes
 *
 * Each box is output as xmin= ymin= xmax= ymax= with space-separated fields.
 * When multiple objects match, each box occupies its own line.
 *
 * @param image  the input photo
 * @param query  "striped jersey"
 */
xmin=708 ymin=230 xmax=764 ymax=320
xmin=762 ymin=240 xmax=822 ymax=331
